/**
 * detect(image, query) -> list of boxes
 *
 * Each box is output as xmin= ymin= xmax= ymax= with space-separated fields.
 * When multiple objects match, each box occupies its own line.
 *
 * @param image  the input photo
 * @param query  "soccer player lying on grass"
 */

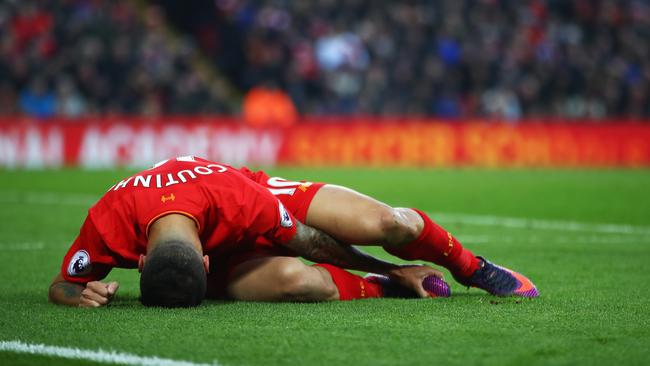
xmin=49 ymin=156 xmax=537 ymax=308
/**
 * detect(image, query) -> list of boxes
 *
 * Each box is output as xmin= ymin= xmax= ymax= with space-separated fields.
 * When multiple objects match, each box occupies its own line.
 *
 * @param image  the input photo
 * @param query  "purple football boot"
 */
xmin=454 ymin=257 xmax=539 ymax=298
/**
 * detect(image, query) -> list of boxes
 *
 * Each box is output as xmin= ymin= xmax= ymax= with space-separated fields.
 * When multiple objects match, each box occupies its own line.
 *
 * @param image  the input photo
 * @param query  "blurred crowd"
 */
xmin=2 ymin=0 xmax=650 ymax=120
xmin=204 ymin=0 xmax=650 ymax=119
xmin=0 ymin=0 xmax=229 ymax=118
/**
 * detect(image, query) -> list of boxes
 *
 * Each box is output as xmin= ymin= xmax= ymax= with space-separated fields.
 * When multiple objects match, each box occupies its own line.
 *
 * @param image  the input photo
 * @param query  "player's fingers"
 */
xmin=81 ymin=288 xmax=109 ymax=305
xmin=425 ymin=268 xmax=444 ymax=279
xmin=86 ymin=281 xmax=109 ymax=297
xmin=82 ymin=292 xmax=109 ymax=306
xmin=107 ymin=282 xmax=119 ymax=296
xmin=79 ymin=298 xmax=102 ymax=308
xmin=404 ymin=264 xmax=444 ymax=279
xmin=413 ymin=282 xmax=431 ymax=298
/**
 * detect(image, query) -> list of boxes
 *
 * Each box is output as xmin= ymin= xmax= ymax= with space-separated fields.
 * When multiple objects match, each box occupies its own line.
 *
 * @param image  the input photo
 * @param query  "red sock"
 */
xmin=384 ymin=209 xmax=480 ymax=278
xmin=314 ymin=264 xmax=382 ymax=300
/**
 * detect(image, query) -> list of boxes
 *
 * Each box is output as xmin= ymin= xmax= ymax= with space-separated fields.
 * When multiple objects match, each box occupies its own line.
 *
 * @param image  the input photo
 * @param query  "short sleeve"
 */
xmin=60 ymin=216 xmax=114 ymax=284
xmin=247 ymin=195 xmax=298 ymax=244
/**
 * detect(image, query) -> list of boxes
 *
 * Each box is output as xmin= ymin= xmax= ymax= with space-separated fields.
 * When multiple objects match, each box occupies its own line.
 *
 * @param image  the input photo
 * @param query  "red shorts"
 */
xmin=206 ymin=170 xmax=325 ymax=299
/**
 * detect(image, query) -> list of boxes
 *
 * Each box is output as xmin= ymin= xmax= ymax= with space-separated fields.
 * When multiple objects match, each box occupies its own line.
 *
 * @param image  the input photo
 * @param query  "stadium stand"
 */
xmin=0 ymin=0 xmax=231 ymax=117
xmin=1 ymin=0 xmax=649 ymax=119
xmin=160 ymin=0 xmax=650 ymax=119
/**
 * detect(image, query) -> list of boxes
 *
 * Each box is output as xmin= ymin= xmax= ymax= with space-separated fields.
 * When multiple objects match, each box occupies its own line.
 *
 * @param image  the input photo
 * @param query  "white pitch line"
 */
xmin=0 ymin=192 xmax=98 ymax=206
xmin=431 ymin=212 xmax=650 ymax=236
xmin=455 ymin=234 xmax=650 ymax=245
xmin=0 ymin=340 xmax=219 ymax=366
xmin=0 ymin=242 xmax=45 ymax=250
xmin=454 ymin=235 xmax=491 ymax=244
xmin=3 ymin=191 xmax=648 ymax=236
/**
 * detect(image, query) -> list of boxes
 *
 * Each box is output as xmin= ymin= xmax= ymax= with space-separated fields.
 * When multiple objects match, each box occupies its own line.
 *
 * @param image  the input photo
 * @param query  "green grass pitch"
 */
xmin=1 ymin=167 xmax=649 ymax=365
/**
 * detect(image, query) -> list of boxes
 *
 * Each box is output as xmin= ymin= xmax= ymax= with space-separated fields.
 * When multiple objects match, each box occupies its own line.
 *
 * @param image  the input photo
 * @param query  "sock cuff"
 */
xmin=386 ymin=209 xmax=480 ymax=278
xmin=313 ymin=264 xmax=381 ymax=300
xmin=410 ymin=208 xmax=434 ymax=245
xmin=383 ymin=208 xmax=432 ymax=260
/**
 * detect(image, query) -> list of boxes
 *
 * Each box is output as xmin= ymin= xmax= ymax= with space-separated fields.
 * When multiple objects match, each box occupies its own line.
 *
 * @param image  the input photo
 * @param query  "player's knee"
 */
xmin=377 ymin=208 xmax=420 ymax=247
xmin=276 ymin=260 xmax=335 ymax=301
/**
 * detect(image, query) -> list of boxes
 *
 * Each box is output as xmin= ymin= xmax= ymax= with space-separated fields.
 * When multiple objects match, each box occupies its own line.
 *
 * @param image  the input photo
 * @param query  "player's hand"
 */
xmin=387 ymin=265 xmax=444 ymax=298
xmin=79 ymin=281 xmax=119 ymax=308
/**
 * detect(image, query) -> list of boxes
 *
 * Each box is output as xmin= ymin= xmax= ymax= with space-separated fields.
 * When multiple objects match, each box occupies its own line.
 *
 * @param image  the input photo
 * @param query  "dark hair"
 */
xmin=140 ymin=240 xmax=207 ymax=308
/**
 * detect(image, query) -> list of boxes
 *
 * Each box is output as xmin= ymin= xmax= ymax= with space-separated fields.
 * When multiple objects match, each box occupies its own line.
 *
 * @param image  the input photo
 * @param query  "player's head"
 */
xmin=139 ymin=240 xmax=207 ymax=308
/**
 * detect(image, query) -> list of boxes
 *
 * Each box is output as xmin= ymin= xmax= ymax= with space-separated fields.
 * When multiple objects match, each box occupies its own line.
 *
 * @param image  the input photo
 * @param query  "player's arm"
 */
xmin=284 ymin=221 xmax=399 ymax=273
xmin=282 ymin=221 xmax=443 ymax=297
xmin=48 ymin=274 xmax=84 ymax=306
xmin=49 ymin=273 xmax=119 ymax=308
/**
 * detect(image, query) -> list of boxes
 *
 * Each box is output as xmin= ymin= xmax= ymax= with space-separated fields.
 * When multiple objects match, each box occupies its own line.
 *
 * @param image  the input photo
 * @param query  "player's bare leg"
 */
xmin=226 ymin=257 xmax=338 ymax=301
xmin=305 ymin=185 xmax=423 ymax=247
xmin=224 ymin=256 xmax=358 ymax=302
xmin=305 ymin=184 xmax=538 ymax=298
xmin=225 ymin=256 xmax=412 ymax=302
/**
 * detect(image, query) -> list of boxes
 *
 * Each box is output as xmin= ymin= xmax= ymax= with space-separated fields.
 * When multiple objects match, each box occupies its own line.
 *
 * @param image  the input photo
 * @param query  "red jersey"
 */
xmin=61 ymin=156 xmax=297 ymax=284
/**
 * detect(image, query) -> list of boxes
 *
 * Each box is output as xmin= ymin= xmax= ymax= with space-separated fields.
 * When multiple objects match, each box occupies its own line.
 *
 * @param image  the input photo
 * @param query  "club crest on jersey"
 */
xmin=278 ymin=202 xmax=293 ymax=228
xmin=161 ymin=193 xmax=175 ymax=203
xmin=67 ymin=250 xmax=91 ymax=276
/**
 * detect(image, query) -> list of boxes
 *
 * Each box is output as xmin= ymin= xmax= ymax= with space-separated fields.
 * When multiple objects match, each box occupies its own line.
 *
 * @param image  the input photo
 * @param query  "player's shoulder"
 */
xmin=236 ymin=165 xmax=270 ymax=184
xmin=179 ymin=156 xmax=266 ymax=183
xmin=153 ymin=156 xmax=228 ymax=170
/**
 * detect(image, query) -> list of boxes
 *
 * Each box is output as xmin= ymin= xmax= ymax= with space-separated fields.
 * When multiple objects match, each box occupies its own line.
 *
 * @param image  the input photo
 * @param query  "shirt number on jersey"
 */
xmin=267 ymin=177 xmax=313 ymax=196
